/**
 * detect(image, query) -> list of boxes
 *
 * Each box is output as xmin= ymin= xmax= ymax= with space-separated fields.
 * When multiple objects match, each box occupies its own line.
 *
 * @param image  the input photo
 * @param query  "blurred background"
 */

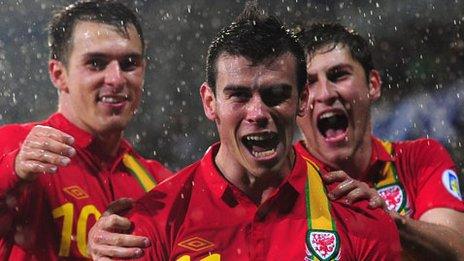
xmin=0 ymin=0 xmax=463 ymax=171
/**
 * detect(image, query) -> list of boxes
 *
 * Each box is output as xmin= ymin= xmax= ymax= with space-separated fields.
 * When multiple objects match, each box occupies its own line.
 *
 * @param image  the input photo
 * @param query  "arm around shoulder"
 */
xmin=392 ymin=208 xmax=464 ymax=260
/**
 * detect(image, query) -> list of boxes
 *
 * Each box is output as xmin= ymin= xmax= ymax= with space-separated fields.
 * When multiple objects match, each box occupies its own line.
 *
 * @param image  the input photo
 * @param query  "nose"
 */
xmin=246 ymin=94 xmax=270 ymax=128
xmin=104 ymin=61 xmax=126 ymax=88
xmin=312 ymin=77 xmax=338 ymax=105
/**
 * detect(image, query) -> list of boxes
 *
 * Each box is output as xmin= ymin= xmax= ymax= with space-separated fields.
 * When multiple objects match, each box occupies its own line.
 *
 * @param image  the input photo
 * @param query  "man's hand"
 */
xmin=14 ymin=125 xmax=75 ymax=180
xmin=322 ymin=170 xmax=386 ymax=209
xmin=88 ymin=198 xmax=150 ymax=260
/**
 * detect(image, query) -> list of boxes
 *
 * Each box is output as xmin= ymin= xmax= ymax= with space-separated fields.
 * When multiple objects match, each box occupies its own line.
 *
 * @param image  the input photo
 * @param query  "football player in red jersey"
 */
xmin=0 ymin=1 xmax=171 ymax=259
xmin=296 ymin=22 xmax=464 ymax=259
xmin=89 ymin=5 xmax=401 ymax=260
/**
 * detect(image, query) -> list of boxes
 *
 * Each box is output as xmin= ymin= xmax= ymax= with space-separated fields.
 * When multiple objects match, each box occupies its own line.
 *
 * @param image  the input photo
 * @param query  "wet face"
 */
xmin=297 ymin=44 xmax=380 ymax=168
xmin=50 ymin=21 xmax=145 ymax=135
xmin=201 ymin=53 xmax=307 ymax=178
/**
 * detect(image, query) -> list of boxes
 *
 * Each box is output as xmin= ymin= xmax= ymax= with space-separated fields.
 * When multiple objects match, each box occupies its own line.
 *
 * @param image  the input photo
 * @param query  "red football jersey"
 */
xmin=295 ymin=137 xmax=464 ymax=219
xmin=0 ymin=113 xmax=172 ymax=260
xmin=127 ymin=143 xmax=401 ymax=261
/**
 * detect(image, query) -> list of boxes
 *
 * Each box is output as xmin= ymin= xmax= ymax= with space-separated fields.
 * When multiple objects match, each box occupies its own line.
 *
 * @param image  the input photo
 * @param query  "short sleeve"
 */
xmin=405 ymin=139 xmax=464 ymax=218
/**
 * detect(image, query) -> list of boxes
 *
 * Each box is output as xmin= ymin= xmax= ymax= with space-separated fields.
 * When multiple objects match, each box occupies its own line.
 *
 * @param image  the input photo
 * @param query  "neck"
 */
xmin=58 ymin=102 xmax=123 ymax=159
xmin=92 ymin=131 xmax=123 ymax=160
xmin=215 ymin=146 xmax=294 ymax=205
xmin=333 ymin=134 xmax=373 ymax=180
xmin=303 ymin=134 xmax=373 ymax=181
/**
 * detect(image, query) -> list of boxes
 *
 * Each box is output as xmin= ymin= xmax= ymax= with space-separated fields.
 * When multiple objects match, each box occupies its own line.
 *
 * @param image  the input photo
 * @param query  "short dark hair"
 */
xmin=48 ymin=0 xmax=145 ymax=65
xmin=297 ymin=22 xmax=374 ymax=79
xmin=206 ymin=4 xmax=307 ymax=94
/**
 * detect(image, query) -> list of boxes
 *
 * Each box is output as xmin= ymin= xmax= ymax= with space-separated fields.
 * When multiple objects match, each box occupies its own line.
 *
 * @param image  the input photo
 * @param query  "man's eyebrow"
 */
xmin=81 ymin=52 xmax=107 ymax=59
xmin=260 ymin=83 xmax=292 ymax=90
xmin=223 ymin=85 xmax=250 ymax=92
xmin=328 ymin=63 xmax=354 ymax=72
xmin=81 ymin=52 xmax=143 ymax=59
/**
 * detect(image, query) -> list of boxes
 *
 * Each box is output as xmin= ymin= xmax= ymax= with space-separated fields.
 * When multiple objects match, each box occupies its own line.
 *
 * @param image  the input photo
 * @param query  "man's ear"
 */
xmin=297 ymin=83 xmax=309 ymax=117
xmin=368 ymin=69 xmax=381 ymax=101
xmin=48 ymin=59 xmax=68 ymax=92
xmin=200 ymin=82 xmax=217 ymax=120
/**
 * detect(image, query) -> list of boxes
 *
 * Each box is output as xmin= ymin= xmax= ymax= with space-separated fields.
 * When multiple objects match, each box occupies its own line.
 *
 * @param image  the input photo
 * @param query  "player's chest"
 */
xmin=169 ymin=210 xmax=306 ymax=260
xmin=168 ymin=195 xmax=352 ymax=261
xmin=39 ymin=155 xmax=147 ymax=205
xmin=36 ymin=158 xmax=147 ymax=257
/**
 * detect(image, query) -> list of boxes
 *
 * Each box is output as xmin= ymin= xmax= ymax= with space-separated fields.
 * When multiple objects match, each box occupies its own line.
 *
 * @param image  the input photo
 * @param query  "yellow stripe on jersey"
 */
xmin=303 ymin=157 xmax=339 ymax=261
xmin=122 ymin=153 xmax=157 ymax=192
xmin=306 ymin=160 xmax=334 ymax=231
xmin=376 ymin=140 xmax=396 ymax=188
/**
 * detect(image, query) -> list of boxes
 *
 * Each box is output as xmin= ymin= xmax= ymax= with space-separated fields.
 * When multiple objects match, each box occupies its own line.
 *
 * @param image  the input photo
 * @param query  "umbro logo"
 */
xmin=63 ymin=185 xmax=89 ymax=199
xmin=178 ymin=237 xmax=215 ymax=252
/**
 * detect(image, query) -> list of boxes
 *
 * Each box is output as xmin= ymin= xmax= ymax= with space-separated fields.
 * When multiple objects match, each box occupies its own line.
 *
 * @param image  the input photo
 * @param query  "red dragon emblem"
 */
xmin=378 ymin=185 xmax=403 ymax=212
xmin=312 ymin=234 xmax=334 ymax=257
xmin=307 ymin=231 xmax=339 ymax=260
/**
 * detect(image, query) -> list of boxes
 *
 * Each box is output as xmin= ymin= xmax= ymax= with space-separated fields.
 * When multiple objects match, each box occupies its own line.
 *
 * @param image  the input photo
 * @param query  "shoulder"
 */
xmin=390 ymin=138 xmax=454 ymax=168
xmin=0 ymin=122 xmax=36 ymax=155
xmin=0 ymin=118 xmax=51 ymax=139
xmin=393 ymin=138 xmax=447 ymax=154
xmin=390 ymin=139 xmax=462 ymax=219
xmin=0 ymin=122 xmax=35 ymax=137
xmin=124 ymin=146 xmax=174 ymax=181
xmin=129 ymin=160 xmax=202 ymax=219
xmin=119 ymin=138 xmax=173 ymax=180
xmin=152 ymin=161 xmax=201 ymax=195
xmin=145 ymin=159 xmax=173 ymax=182
xmin=126 ymin=161 xmax=202 ymax=244
xmin=391 ymin=138 xmax=454 ymax=170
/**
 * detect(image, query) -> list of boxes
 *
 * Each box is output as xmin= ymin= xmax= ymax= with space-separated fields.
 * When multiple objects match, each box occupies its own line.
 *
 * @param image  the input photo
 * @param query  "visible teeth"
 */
xmin=101 ymin=97 xmax=116 ymax=103
xmin=100 ymin=96 xmax=126 ymax=103
xmin=246 ymin=135 xmax=266 ymax=141
xmin=252 ymin=148 xmax=276 ymax=158
xmin=320 ymin=111 xmax=337 ymax=119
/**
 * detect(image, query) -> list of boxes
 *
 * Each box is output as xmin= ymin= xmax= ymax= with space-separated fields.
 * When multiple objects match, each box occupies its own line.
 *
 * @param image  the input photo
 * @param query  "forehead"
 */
xmin=306 ymin=44 xmax=355 ymax=73
xmin=69 ymin=21 xmax=143 ymax=57
xmin=215 ymin=53 xmax=297 ymax=90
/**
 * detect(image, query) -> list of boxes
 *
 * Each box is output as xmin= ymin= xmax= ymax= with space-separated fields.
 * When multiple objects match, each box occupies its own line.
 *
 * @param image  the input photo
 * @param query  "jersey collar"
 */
xmin=295 ymin=138 xmax=395 ymax=184
xmin=47 ymin=113 xmax=132 ymax=156
xmin=368 ymin=137 xmax=395 ymax=182
xmin=294 ymin=140 xmax=332 ymax=174
xmin=47 ymin=113 xmax=93 ymax=149
xmin=201 ymin=142 xmax=308 ymax=200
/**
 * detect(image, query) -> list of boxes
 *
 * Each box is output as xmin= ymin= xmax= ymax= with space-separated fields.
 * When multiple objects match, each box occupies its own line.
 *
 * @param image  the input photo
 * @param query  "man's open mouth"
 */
xmin=242 ymin=132 xmax=279 ymax=158
xmin=98 ymin=94 xmax=129 ymax=104
xmin=317 ymin=111 xmax=348 ymax=139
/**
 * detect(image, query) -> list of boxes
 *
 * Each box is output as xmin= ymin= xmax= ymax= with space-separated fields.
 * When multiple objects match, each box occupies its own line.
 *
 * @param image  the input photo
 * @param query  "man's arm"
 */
xmin=324 ymin=169 xmax=464 ymax=260
xmin=393 ymin=208 xmax=464 ymax=260
xmin=0 ymin=125 xmax=75 ymax=194
xmin=0 ymin=125 xmax=75 ymax=237
xmin=401 ymin=139 xmax=464 ymax=260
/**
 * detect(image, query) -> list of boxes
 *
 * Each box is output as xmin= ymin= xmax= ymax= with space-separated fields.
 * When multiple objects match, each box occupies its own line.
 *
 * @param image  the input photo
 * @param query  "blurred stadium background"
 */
xmin=0 ymin=0 xmax=463 ymax=171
